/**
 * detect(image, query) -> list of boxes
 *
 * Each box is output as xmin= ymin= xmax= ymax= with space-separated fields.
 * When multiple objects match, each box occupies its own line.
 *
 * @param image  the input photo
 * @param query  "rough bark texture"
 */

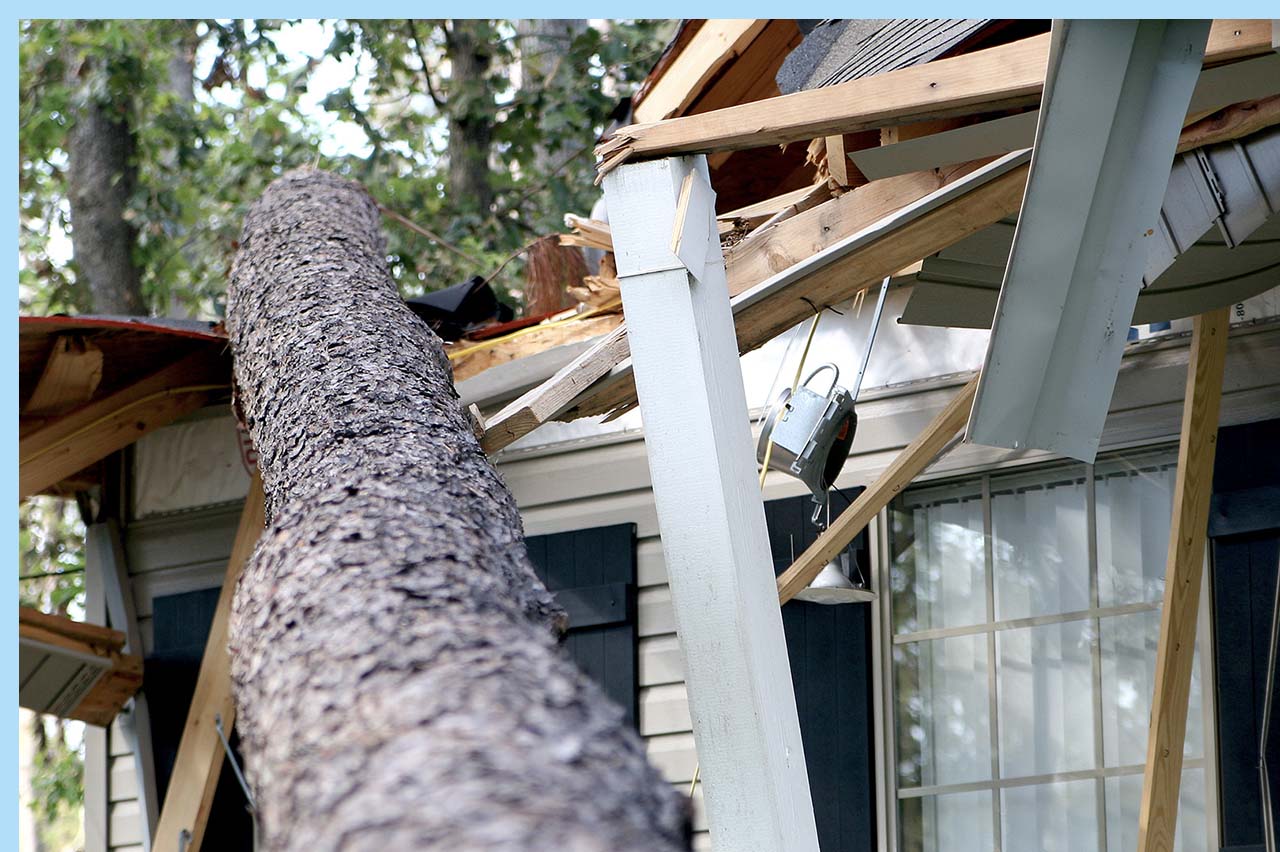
xmin=444 ymin=20 xmax=496 ymax=218
xmin=66 ymin=59 xmax=146 ymax=316
xmin=225 ymin=169 xmax=689 ymax=852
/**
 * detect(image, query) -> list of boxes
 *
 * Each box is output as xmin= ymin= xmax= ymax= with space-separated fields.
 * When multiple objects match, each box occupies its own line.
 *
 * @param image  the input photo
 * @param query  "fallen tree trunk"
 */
xmin=225 ymin=169 xmax=689 ymax=851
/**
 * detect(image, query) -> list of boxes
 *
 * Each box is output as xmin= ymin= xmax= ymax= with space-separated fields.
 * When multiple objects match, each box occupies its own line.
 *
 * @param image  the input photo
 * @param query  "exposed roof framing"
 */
xmin=480 ymin=151 xmax=1030 ymax=453
xmin=631 ymin=20 xmax=770 ymax=123
xmin=595 ymin=20 xmax=1274 ymax=175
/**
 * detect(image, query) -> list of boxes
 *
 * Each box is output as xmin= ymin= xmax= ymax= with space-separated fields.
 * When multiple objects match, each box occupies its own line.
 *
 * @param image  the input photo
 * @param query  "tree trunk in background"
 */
xmin=444 ymin=20 xmax=496 ymax=221
xmin=516 ymin=19 xmax=586 ymax=175
xmin=66 ymin=57 xmax=146 ymax=316
xmin=225 ymin=169 xmax=690 ymax=852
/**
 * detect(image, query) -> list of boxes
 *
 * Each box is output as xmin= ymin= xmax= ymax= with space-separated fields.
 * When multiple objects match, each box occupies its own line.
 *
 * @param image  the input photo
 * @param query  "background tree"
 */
xmin=19 ymin=18 xmax=674 ymax=318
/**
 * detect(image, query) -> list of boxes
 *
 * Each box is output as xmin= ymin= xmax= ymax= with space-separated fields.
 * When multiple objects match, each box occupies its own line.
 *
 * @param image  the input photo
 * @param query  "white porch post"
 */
xmin=603 ymin=155 xmax=819 ymax=852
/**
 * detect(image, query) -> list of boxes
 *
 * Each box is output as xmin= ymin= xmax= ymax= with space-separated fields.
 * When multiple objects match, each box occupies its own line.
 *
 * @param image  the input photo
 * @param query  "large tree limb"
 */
xmin=225 ymin=169 xmax=687 ymax=851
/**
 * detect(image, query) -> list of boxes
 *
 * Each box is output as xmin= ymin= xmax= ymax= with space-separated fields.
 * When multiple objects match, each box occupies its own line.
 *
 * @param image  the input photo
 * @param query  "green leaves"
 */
xmin=19 ymin=18 xmax=675 ymax=317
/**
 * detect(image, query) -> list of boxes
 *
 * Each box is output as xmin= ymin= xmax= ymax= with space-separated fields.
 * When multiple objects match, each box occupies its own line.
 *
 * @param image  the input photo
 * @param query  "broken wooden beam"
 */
xmin=23 ymin=334 xmax=104 ymax=416
xmin=19 ymin=607 xmax=143 ymax=727
xmin=19 ymin=349 xmax=226 ymax=499
xmin=152 ymin=475 xmax=264 ymax=852
xmin=1137 ymin=308 xmax=1231 ymax=852
xmin=632 ymin=20 xmax=770 ymax=123
xmin=480 ymin=152 xmax=1028 ymax=453
xmin=596 ymin=20 xmax=1273 ymax=175
xmin=776 ymin=376 xmax=978 ymax=603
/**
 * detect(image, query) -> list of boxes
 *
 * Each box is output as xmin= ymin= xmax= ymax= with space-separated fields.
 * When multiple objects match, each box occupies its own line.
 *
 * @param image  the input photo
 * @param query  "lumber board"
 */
xmin=19 ymin=349 xmax=225 ymax=499
xmin=1176 ymin=94 xmax=1280 ymax=153
xmin=1137 ymin=308 xmax=1230 ymax=852
xmin=569 ymin=160 xmax=1029 ymax=422
xmin=717 ymin=182 xmax=829 ymax=226
xmin=723 ymin=161 xmax=983 ymax=297
xmin=480 ymin=325 xmax=631 ymax=453
xmin=19 ymin=608 xmax=143 ymax=727
xmin=596 ymin=20 xmax=1272 ymax=171
xmin=152 ymin=475 xmax=264 ymax=852
xmin=776 ymin=376 xmax=978 ymax=603
xmin=481 ymin=156 xmax=1027 ymax=452
xmin=23 ymin=334 xmax=104 ymax=416
xmin=632 ymin=20 xmax=769 ymax=123
xmin=448 ymin=313 xmax=623 ymax=384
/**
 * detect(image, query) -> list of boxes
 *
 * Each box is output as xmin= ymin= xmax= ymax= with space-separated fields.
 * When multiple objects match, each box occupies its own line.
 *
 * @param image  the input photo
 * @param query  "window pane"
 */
xmin=997 ymin=620 xmax=1096 ymax=777
xmin=1096 ymin=463 xmax=1176 ymax=607
xmin=1002 ymin=779 xmax=1099 ymax=852
xmin=899 ymin=790 xmax=994 ymax=852
xmin=891 ymin=495 xmax=986 ymax=634
xmin=895 ymin=635 xmax=992 ymax=787
xmin=1100 ymin=610 xmax=1203 ymax=766
xmin=992 ymin=474 xmax=1089 ymax=620
xmin=1104 ymin=769 xmax=1206 ymax=852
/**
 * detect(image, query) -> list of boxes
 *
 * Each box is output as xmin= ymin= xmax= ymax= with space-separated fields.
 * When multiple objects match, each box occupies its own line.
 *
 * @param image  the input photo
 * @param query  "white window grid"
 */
xmin=868 ymin=447 xmax=1221 ymax=852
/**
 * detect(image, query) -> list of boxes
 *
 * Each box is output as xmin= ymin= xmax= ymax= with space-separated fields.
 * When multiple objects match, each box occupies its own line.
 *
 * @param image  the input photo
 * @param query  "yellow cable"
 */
xmin=697 ymin=310 xmax=824 ymax=797
xmin=21 ymin=384 xmax=230 ymax=467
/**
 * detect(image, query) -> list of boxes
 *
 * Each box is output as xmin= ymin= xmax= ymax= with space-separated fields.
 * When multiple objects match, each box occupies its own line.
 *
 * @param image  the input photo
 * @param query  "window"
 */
xmin=885 ymin=450 xmax=1214 ymax=852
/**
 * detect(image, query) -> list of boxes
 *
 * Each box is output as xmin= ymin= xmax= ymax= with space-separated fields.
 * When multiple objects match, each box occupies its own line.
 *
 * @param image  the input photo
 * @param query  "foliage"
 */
xmin=19 ymin=496 xmax=88 ymax=849
xmin=18 ymin=18 xmax=675 ymax=317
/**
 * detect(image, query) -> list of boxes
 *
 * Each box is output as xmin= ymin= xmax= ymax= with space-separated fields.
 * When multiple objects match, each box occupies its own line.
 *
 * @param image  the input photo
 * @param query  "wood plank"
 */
xmin=724 ymin=161 xmax=984 ymax=297
xmin=566 ymin=159 xmax=1028 ymax=423
xmin=447 ymin=313 xmax=623 ymax=384
xmin=603 ymin=154 xmax=818 ymax=851
xmin=24 ymin=334 xmax=104 ymax=416
xmin=480 ymin=325 xmax=630 ymax=453
xmin=152 ymin=475 xmax=264 ymax=852
xmin=1176 ymin=94 xmax=1280 ymax=153
xmin=716 ymin=182 xmax=829 ymax=226
xmin=776 ymin=376 xmax=977 ymax=603
xmin=596 ymin=21 xmax=1271 ymax=171
xmin=825 ymin=134 xmax=850 ymax=187
xmin=18 ymin=609 xmax=144 ymax=728
xmin=19 ymin=349 xmax=225 ymax=499
xmin=632 ymin=20 xmax=769 ymax=123
xmin=1137 ymin=308 xmax=1231 ymax=852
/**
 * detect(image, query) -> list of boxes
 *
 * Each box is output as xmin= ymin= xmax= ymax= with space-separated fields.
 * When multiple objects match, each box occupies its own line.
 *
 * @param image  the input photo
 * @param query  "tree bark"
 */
xmin=66 ymin=56 xmax=146 ymax=316
xmin=444 ymin=20 xmax=496 ymax=220
xmin=225 ymin=168 xmax=690 ymax=852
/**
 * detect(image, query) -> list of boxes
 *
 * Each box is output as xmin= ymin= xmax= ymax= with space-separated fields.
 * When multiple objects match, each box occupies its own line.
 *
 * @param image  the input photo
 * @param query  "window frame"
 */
xmin=871 ymin=447 xmax=1221 ymax=852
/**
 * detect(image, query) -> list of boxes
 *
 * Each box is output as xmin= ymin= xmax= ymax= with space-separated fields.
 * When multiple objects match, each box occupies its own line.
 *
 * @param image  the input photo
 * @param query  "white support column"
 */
xmin=603 ymin=155 xmax=819 ymax=852
xmin=90 ymin=521 xmax=160 ymax=849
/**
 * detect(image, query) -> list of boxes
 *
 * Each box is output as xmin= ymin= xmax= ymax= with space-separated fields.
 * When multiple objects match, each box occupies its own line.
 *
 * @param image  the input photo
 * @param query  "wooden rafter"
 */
xmin=1137 ymin=308 xmax=1231 ymax=852
xmin=19 ymin=349 xmax=225 ymax=499
xmin=152 ymin=474 xmax=264 ymax=852
xmin=632 ymin=20 xmax=769 ymax=123
xmin=23 ymin=334 xmax=104 ymax=416
xmin=596 ymin=20 xmax=1273 ymax=175
xmin=19 ymin=607 xmax=143 ymax=727
xmin=481 ymin=157 xmax=1017 ymax=453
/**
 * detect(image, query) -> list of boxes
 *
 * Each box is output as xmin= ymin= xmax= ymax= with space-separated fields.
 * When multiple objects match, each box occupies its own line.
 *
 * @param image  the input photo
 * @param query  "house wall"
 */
xmin=92 ymin=301 xmax=1280 ymax=851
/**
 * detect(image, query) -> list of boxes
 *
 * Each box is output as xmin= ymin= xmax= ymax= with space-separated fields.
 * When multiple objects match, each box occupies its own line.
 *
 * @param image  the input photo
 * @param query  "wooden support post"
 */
xmin=91 ymin=521 xmax=160 ymax=847
xmin=603 ymin=155 xmax=819 ymax=852
xmin=777 ymin=376 xmax=977 ymax=603
xmin=1138 ymin=308 xmax=1230 ymax=852
xmin=152 ymin=475 xmax=264 ymax=852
